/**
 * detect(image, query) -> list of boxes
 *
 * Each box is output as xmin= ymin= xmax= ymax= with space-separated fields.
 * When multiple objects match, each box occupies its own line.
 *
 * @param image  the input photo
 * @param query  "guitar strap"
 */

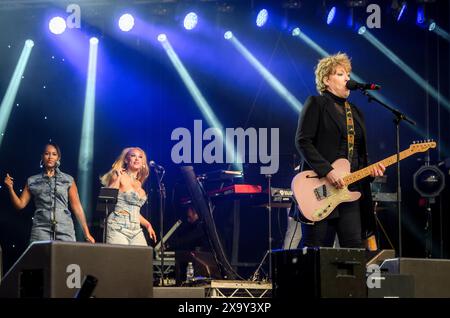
xmin=344 ymin=101 xmax=355 ymax=163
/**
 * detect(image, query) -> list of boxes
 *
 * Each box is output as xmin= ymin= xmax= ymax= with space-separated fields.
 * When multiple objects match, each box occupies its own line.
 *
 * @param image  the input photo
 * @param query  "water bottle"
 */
xmin=186 ymin=262 xmax=194 ymax=282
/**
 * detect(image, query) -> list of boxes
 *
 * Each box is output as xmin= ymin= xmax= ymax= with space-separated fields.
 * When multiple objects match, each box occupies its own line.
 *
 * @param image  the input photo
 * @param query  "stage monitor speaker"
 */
xmin=367 ymin=273 xmax=415 ymax=298
xmin=380 ymin=258 xmax=450 ymax=298
xmin=0 ymin=241 xmax=153 ymax=298
xmin=272 ymin=247 xmax=366 ymax=298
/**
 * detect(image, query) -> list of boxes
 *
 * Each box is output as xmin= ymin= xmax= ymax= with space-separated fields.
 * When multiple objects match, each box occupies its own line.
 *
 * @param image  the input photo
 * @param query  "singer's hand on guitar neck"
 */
xmin=369 ymin=163 xmax=386 ymax=178
xmin=326 ymin=169 xmax=345 ymax=189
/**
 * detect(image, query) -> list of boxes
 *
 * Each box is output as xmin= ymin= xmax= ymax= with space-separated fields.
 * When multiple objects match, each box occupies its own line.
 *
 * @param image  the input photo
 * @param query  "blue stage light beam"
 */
xmin=0 ymin=39 xmax=34 ymax=148
xmin=77 ymin=37 xmax=99 ymax=230
xmin=428 ymin=22 xmax=450 ymax=42
xmin=397 ymin=2 xmax=407 ymax=22
xmin=159 ymin=35 xmax=242 ymax=168
xmin=225 ymin=31 xmax=302 ymax=112
xmin=359 ymin=28 xmax=450 ymax=112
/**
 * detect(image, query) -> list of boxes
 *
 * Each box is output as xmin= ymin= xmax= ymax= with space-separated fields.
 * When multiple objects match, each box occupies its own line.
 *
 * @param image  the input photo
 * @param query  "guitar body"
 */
xmin=291 ymin=158 xmax=361 ymax=223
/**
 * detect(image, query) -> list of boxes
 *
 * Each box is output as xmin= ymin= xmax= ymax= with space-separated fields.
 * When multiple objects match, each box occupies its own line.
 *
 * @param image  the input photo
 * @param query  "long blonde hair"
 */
xmin=100 ymin=147 xmax=150 ymax=186
xmin=314 ymin=52 xmax=352 ymax=94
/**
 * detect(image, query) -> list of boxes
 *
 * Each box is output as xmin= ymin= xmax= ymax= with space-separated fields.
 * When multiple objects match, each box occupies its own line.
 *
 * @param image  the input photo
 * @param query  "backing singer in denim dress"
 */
xmin=4 ymin=143 xmax=95 ymax=243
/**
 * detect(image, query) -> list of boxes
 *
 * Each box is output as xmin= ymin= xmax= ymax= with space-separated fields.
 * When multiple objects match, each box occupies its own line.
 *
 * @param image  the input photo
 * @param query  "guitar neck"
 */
xmin=343 ymin=148 xmax=416 ymax=185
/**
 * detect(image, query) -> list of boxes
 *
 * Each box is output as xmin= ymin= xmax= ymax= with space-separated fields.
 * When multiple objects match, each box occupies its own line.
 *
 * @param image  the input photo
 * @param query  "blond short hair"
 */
xmin=100 ymin=147 xmax=150 ymax=186
xmin=314 ymin=52 xmax=352 ymax=94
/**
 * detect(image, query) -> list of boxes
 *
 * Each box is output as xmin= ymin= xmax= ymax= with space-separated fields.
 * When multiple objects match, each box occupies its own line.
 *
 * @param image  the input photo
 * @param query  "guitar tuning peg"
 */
xmin=413 ymin=141 xmax=416 ymax=144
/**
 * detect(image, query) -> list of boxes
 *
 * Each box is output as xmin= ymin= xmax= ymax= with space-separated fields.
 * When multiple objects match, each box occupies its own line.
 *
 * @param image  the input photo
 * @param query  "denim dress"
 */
xmin=27 ymin=168 xmax=76 ymax=242
xmin=106 ymin=191 xmax=148 ymax=246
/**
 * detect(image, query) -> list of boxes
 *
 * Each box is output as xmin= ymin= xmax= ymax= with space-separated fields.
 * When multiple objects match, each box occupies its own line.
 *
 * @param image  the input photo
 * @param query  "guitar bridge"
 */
xmin=314 ymin=184 xmax=328 ymax=201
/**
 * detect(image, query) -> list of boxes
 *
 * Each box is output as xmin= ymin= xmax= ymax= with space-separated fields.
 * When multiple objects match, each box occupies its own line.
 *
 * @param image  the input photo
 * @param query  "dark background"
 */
xmin=0 ymin=0 xmax=449 ymax=277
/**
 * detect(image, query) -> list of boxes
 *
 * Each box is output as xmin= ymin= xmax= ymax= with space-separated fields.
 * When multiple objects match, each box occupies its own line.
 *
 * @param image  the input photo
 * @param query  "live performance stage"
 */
xmin=1 ymin=0 xmax=450 ymax=302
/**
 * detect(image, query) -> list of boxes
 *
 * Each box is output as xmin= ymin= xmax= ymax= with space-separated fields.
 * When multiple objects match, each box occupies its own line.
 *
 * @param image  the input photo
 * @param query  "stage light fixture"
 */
xmin=327 ymin=7 xmax=336 ymax=25
xmin=118 ymin=13 xmax=135 ymax=32
xmin=49 ymin=16 xmax=67 ymax=35
xmin=256 ymin=9 xmax=268 ymax=27
xmin=183 ymin=12 xmax=198 ymax=30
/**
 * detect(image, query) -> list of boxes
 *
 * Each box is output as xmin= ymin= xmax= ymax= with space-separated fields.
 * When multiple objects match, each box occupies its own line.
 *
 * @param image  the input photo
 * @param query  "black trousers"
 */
xmin=300 ymin=200 xmax=363 ymax=248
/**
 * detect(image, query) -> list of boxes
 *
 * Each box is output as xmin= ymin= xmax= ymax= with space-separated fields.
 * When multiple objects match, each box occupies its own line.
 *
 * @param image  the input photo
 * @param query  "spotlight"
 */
xmin=416 ymin=5 xmax=425 ymax=24
xmin=326 ymin=7 xmax=336 ymax=25
xmin=25 ymin=39 xmax=34 ymax=48
xmin=118 ymin=13 xmax=135 ymax=32
xmin=358 ymin=26 xmax=366 ymax=35
xmin=428 ymin=21 xmax=436 ymax=32
xmin=90 ymin=37 xmax=99 ymax=45
xmin=291 ymin=27 xmax=301 ymax=36
xmin=49 ymin=16 xmax=67 ymax=35
xmin=256 ymin=9 xmax=268 ymax=27
xmin=183 ymin=12 xmax=198 ymax=30
xmin=157 ymin=33 xmax=167 ymax=42
xmin=396 ymin=2 xmax=407 ymax=22
xmin=224 ymin=31 xmax=233 ymax=40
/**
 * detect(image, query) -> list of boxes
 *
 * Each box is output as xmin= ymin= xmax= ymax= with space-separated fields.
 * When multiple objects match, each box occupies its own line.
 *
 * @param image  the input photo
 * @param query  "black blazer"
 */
xmin=294 ymin=94 xmax=376 ymax=238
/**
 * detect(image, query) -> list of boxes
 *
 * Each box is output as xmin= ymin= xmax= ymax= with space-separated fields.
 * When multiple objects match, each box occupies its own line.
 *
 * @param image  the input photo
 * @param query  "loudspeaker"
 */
xmin=0 ymin=241 xmax=153 ymax=298
xmin=367 ymin=273 xmax=415 ymax=298
xmin=380 ymin=258 xmax=450 ymax=298
xmin=272 ymin=247 xmax=367 ymax=298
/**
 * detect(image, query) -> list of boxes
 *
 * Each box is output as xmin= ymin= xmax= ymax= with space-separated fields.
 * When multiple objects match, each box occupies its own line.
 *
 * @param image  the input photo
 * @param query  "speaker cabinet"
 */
xmin=367 ymin=273 xmax=415 ymax=298
xmin=381 ymin=258 xmax=450 ymax=298
xmin=272 ymin=247 xmax=367 ymax=298
xmin=0 ymin=241 xmax=153 ymax=298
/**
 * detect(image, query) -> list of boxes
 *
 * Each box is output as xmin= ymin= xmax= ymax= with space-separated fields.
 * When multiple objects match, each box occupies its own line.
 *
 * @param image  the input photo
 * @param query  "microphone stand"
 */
xmin=360 ymin=89 xmax=416 ymax=258
xmin=51 ymin=168 xmax=58 ymax=241
xmin=152 ymin=164 xmax=166 ymax=286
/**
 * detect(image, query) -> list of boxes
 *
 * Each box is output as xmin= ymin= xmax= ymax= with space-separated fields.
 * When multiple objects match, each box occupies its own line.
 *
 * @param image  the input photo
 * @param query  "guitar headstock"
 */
xmin=410 ymin=140 xmax=437 ymax=152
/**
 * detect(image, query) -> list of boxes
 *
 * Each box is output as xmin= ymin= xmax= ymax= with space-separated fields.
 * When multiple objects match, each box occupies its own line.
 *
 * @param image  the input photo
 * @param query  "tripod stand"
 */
xmin=251 ymin=174 xmax=273 ymax=281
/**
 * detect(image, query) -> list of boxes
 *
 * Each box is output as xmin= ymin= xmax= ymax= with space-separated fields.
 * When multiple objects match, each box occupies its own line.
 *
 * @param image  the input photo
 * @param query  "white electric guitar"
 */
xmin=291 ymin=141 xmax=436 ymax=223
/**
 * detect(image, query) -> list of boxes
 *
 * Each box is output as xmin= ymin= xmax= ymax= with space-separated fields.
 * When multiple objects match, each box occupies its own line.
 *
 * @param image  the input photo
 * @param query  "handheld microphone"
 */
xmin=346 ymin=79 xmax=381 ymax=91
xmin=149 ymin=160 xmax=165 ymax=171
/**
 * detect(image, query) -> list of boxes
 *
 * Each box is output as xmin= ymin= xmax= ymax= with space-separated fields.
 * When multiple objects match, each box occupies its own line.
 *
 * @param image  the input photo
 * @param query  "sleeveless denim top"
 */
xmin=113 ymin=191 xmax=147 ymax=224
xmin=27 ymin=168 xmax=74 ymax=228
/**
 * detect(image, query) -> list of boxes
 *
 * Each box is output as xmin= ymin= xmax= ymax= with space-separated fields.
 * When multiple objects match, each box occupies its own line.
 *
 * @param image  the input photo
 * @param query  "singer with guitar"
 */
xmin=3 ymin=143 xmax=95 ymax=243
xmin=294 ymin=53 xmax=385 ymax=248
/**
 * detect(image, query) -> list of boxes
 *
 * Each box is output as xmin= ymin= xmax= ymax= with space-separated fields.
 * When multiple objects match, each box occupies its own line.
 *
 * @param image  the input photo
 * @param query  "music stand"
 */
xmin=96 ymin=188 xmax=119 ymax=243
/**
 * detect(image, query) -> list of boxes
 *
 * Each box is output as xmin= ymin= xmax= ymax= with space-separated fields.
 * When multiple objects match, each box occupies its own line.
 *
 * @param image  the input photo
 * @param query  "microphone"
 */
xmin=346 ymin=79 xmax=380 ymax=91
xmin=149 ymin=160 xmax=165 ymax=171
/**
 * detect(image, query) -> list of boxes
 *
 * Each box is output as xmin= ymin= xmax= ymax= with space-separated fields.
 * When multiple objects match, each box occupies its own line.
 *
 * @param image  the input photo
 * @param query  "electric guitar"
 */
xmin=291 ymin=141 xmax=436 ymax=223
